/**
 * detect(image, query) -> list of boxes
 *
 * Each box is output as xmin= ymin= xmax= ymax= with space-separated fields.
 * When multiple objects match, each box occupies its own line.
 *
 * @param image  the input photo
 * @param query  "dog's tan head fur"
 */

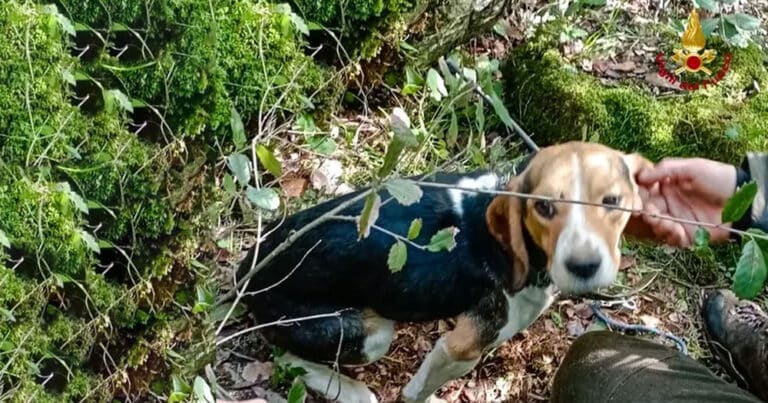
xmin=487 ymin=141 xmax=652 ymax=294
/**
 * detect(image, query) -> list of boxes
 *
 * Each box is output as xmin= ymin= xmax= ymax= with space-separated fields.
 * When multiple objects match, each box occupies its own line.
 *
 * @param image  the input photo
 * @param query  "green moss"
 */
xmin=216 ymin=1 xmax=341 ymax=124
xmin=0 ymin=3 xmax=87 ymax=165
xmin=503 ymin=23 xmax=768 ymax=163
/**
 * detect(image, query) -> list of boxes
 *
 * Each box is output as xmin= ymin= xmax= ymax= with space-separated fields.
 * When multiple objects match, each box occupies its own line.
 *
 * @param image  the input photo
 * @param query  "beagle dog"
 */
xmin=237 ymin=141 xmax=651 ymax=403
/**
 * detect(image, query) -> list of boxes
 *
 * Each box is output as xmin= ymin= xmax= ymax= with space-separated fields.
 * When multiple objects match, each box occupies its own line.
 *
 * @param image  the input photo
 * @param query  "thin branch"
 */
xmin=330 ymin=215 xmax=427 ymax=250
xmin=409 ymin=180 xmax=768 ymax=241
xmin=216 ymin=311 xmax=346 ymax=346
xmin=243 ymin=240 xmax=322 ymax=297
xmin=217 ymin=189 xmax=373 ymax=303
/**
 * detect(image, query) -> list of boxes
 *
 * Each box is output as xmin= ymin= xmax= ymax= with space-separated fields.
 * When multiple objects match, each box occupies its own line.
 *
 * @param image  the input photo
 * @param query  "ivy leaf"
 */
xmin=357 ymin=193 xmax=381 ymax=239
xmin=227 ymin=153 xmax=251 ymax=186
xmin=447 ymin=110 xmax=458 ymax=147
xmin=385 ymin=179 xmax=423 ymax=206
xmin=287 ymin=380 xmax=307 ymax=403
xmin=0 ymin=230 xmax=9 ymax=249
xmin=722 ymin=181 xmax=757 ymax=223
xmin=693 ymin=0 xmax=718 ymax=12
xmin=723 ymin=19 xmax=750 ymax=48
xmin=407 ymin=218 xmax=423 ymax=240
xmin=387 ymin=241 xmax=408 ymax=273
xmin=725 ymin=13 xmax=760 ymax=31
xmin=246 ymin=186 xmax=280 ymax=211
xmin=732 ymin=239 xmax=768 ymax=299
xmin=193 ymin=376 xmax=215 ymax=403
xmin=79 ymin=230 xmax=100 ymax=254
xmin=427 ymin=68 xmax=448 ymax=101
xmin=256 ymin=145 xmax=282 ymax=177
xmin=230 ymin=107 xmax=246 ymax=149
xmin=426 ymin=227 xmax=460 ymax=252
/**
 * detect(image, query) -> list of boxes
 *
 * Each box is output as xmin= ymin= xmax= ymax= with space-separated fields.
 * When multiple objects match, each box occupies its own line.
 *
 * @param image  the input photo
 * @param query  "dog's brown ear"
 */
xmin=486 ymin=176 xmax=529 ymax=291
xmin=622 ymin=153 xmax=656 ymax=240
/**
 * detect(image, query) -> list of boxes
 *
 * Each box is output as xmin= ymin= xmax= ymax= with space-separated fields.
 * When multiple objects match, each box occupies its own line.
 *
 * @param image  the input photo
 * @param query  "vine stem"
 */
xmin=409 ymin=180 xmax=767 ymax=242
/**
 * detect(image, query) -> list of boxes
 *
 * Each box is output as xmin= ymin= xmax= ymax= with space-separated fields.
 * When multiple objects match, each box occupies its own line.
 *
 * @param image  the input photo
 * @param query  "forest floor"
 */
xmin=215 ymin=0 xmax=768 ymax=401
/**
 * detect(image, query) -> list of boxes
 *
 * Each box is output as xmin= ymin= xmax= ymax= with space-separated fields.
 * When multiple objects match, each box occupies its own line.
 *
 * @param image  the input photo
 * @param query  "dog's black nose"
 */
xmin=565 ymin=258 xmax=601 ymax=279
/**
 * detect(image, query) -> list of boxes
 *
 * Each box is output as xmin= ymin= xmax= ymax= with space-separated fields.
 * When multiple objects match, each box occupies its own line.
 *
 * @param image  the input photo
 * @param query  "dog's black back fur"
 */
xmin=241 ymin=171 xmax=515 ymax=324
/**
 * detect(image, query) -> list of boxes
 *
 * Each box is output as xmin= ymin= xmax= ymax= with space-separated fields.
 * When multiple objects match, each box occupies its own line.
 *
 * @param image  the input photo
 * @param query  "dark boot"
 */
xmin=703 ymin=290 xmax=768 ymax=401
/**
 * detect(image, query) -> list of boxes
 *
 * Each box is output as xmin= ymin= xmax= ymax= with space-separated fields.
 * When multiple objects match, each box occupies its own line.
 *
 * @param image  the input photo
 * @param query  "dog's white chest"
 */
xmin=494 ymin=284 xmax=558 ymax=344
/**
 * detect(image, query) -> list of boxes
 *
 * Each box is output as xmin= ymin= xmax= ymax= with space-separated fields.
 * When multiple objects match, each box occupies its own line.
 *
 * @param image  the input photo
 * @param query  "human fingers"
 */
xmin=636 ymin=158 xmax=696 ymax=185
xmin=643 ymin=201 xmax=688 ymax=247
xmin=660 ymin=181 xmax=697 ymax=247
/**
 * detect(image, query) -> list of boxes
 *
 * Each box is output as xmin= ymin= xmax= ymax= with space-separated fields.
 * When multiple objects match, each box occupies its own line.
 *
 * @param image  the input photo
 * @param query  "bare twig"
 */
xmin=216 ymin=311 xmax=346 ymax=346
xmin=217 ymin=189 xmax=373 ymax=303
xmin=410 ymin=180 xmax=768 ymax=241
xmin=243 ymin=240 xmax=322 ymax=297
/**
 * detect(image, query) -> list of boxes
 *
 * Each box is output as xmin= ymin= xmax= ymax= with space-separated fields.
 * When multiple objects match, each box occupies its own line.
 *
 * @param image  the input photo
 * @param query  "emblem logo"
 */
xmin=656 ymin=8 xmax=732 ymax=91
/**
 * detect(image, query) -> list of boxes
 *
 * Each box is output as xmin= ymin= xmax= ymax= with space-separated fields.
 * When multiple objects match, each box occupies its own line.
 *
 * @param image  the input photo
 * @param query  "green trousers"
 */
xmin=551 ymin=331 xmax=763 ymax=403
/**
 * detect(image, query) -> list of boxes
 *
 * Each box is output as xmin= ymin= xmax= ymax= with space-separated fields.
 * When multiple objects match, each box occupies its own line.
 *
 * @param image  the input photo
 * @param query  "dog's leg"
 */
xmin=269 ymin=308 xmax=394 ymax=403
xmin=276 ymin=352 xmax=378 ymax=403
xmin=401 ymin=315 xmax=486 ymax=403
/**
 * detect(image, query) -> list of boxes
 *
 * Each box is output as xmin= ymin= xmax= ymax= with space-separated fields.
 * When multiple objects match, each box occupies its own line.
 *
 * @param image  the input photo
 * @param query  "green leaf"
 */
xmin=725 ymin=13 xmax=760 ymax=31
xmin=43 ymin=4 xmax=76 ymax=36
xmin=426 ymin=68 xmax=448 ymax=101
xmin=56 ymin=182 xmax=89 ymax=214
xmin=287 ymin=380 xmax=307 ymax=403
xmin=0 ymin=307 xmax=16 ymax=323
xmin=289 ymin=12 xmax=309 ymax=36
xmin=213 ymin=302 xmax=247 ymax=323
xmin=722 ymin=181 xmax=757 ymax=223
xmin=307 ymin=136 xmax=337 ymax=155
xmin=379 ymin=108 xmax=416 ymax=178
xmin=475 ymin=98 xmax=485 ymax=133
xmin=407 ymin=218 xmax=423 ymax=240
xmin=256 ymin=145 xmax=282 ymax=177
xmin=246 ymin=186 xmax=280 ymax=211
xmin=230 ymin=107 xmax=246 ymax=149
xmin=192 ymin=286 xmax=215 ymax=314
xmin=387 ymin=241 xmax=408 ymax=273
xmin=295 ymin=114 xmax=318 ymax=135
xmin=489 ymin=92 xmax=518 ymax=132
xmin=579 ymin=0 xmax=606 ymax=6
xmin=447 ymin=110 xmax=458 ymax=147
xmin=732 ymin=239 xmax=768 ymax=299
xmin=227 ymin=153 xmax=251 ymax=186
xmin=385 ymin=179 xmax=423 ymax=206
xmin=693 ymin=0 xmax=718 ymax=12
xmin=61 ymin=69 xmax=76 ymax=86
xmin=79 ymin=230 xmax=100 ymax=253
xmin=550 ymin=311 xmax=563 ymax=327
xmin=357 ymin=193 xmax=381 ymax=239
xmin=193 ymin=376 xmax=215 ymax=403
xmin=106 ymin=89 xmax=134 ymax=113
xmin=0 ymin=230 xmax=9 ymax=249
xmin=725 ymin=125 xmax=740 ymax=140
xmin=694 ymin=227 xmax=710 ymax=248
xmin=426 ymin=227 xmax=460 ymax=252
xmin=722 ymin=19 xmax=750 ymax=48
xmin=223 ymin=173 xmax=236 ymax=195
xmin=701 ymin=18 xmax=719 ymax=37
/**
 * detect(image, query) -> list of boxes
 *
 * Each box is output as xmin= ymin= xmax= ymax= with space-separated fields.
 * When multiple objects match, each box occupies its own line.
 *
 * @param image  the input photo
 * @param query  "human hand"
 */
xmin=628 ymin=157 xmax=738 ymax=248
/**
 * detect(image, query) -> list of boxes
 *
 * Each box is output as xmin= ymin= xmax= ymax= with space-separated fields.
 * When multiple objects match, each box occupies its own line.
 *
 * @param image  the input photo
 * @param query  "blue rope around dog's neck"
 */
xmin=590 ymin=302 xmax=689 ymax=356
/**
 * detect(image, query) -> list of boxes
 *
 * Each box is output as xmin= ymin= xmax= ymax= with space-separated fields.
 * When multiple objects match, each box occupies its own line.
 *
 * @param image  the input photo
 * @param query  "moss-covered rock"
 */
xmin=503 ymin=22 xmax=768 ymax=163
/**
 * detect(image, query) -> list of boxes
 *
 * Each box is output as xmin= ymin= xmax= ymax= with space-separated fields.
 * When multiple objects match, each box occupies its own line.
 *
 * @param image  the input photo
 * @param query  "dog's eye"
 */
xmin=602 ymin=195 xmax=622 ymax=207
xmin=534 ymin=200 xmax=556 ymax=219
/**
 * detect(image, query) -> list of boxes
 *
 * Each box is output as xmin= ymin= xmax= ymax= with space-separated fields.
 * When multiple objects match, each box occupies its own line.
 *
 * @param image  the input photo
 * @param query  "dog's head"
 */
xmin=486 ymin=141 xmax=652 ymax=294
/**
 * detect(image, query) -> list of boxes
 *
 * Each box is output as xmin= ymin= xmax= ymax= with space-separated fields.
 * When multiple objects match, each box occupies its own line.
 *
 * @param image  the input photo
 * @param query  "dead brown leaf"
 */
xmin=241 ymin=361 xmax=273 ymax=383
xmin=280 ymin=177 xmax=308 ymax=199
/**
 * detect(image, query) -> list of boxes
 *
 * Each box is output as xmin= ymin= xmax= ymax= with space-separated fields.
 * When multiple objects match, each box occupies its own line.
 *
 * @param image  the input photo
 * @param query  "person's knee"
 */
xmin=552 ymin=331 xmax=636 ymax=403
